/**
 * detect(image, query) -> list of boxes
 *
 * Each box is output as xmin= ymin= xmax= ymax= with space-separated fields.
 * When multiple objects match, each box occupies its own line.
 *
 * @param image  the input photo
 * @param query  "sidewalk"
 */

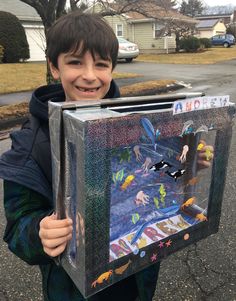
xmin=0 ymin=292 xmax=6 ymax=301
xmin=0 ymin=91 xmax=32 ymax=106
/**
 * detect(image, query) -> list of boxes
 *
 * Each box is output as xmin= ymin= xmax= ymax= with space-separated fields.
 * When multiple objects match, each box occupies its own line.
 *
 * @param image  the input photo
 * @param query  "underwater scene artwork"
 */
xmin=109 ymin=118 xmax=212 ymax=261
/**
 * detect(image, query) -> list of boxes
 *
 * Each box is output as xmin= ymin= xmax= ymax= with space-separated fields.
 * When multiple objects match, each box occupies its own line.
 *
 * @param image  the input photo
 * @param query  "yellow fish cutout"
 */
xmin=115 ymin=259 xmax=132 ymax=275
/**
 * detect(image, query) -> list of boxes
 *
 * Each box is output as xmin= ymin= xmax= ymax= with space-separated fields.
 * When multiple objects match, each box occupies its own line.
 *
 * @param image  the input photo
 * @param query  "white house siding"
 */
xmin=196 ymin=30 xmax=213 ymax=38
xmin=24 ymin=25 xmax=46 ymax=61
xmin=196 ymin=21 xmax=226 ymax=39
xmin=213 ymin=22 xmax=226 ymax=35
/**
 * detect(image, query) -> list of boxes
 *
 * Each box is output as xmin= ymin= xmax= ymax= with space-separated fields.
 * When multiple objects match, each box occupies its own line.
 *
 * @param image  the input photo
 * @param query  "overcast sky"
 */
xmin=202 ymin=0 xmax=236 ymax=6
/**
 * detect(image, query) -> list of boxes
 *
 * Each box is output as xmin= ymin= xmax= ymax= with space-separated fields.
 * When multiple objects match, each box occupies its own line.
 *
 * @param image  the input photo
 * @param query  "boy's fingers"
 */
xmin=42 ymin=234 xmax=72 ymax=249
xmin=197 ymin=159 xmax=211 ymax=168
xmin=40 ymin=215 xmax=72 ymax=229
xmin=39 ymin=225 xmax=73 ymax=240
xmin=43 ymin=242 xmax=68 ymax=258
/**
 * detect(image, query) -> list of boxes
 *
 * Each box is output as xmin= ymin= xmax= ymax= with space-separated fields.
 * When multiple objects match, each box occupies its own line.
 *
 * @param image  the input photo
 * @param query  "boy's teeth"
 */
xmin=79 ymin=87 xmax=98 ymax=92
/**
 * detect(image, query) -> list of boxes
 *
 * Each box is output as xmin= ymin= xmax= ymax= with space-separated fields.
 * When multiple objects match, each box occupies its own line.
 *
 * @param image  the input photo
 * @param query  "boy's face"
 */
xmin=49 ymin=50 xmax=113 ymax=101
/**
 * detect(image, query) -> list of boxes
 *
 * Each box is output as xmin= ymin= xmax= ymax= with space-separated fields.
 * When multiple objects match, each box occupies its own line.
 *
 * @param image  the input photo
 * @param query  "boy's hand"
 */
xmin=197 ymin=140 xmax=214 ymax=169
xmin=39 ymin=213 xmax=73 ymax=257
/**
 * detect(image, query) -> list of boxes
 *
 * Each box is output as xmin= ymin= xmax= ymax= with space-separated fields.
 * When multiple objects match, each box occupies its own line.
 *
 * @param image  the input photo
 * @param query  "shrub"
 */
xmin=0 ymin=44 xmax=3 ymax=63
xmin=179 ymin=36 xmax=201 ymax=52
xmin=199 ymin=38 xmax=212 ymax=49
xmin=0 ymin=11 xmax=30 ymax=63
xmin=227 ymin=24 xmax=236 ymax=37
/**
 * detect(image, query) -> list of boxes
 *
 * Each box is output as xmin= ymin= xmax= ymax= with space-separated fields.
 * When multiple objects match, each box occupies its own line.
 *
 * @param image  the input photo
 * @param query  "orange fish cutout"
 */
xmin=181 ymin=197 xmax=196 ymax=210
xmin=121 ymin=175 xmax=135 ymax=190
xmin=195 ymin=213 xmax=208 ymax=221
xmin=91 ymin=270 xmax=113 ymax=288
xmin=115 ymin=259 xmax=132 ymax=275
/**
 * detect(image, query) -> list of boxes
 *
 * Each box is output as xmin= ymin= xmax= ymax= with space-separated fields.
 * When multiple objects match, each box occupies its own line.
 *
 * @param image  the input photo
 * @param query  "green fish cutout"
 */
xmin=112 ymin=169 xmax=125 ymax=184
xmin=119 ymin=149 xmax=131 ymax=163
xmin=154 ymin=197 xmax=160 ymax=209
xmin=159 ymin=184 xmax=166 ymax=205
xmin=132 ymin=213 xmax=140 ymax=224
xmin=116 ymin=169 xmax=124 ymax=181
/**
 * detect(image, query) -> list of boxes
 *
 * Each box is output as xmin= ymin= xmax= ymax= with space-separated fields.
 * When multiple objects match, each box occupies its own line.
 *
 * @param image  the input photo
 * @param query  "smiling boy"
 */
xmin=0 ymin=12 xmax=160 ymax=301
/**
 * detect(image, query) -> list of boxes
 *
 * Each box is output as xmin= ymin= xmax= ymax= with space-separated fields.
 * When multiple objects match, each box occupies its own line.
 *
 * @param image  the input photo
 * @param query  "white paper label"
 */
xmin=173 ymin=95 xmax=230 ymax=115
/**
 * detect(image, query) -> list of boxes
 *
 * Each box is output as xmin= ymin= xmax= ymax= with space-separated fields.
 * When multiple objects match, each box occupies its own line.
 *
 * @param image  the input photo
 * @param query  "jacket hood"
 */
xmin=29 ymin=80 xmax=120 ymax=122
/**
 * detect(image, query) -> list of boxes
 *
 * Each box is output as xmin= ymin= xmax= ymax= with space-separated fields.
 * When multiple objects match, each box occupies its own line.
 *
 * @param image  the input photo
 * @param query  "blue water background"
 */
xmin=110 ymin=136 xmax=194 ymax=242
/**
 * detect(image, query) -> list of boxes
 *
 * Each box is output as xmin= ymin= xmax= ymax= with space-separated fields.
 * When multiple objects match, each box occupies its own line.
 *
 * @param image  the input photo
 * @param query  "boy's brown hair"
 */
xmin=46 ymin=12 xmax=118 ymax=69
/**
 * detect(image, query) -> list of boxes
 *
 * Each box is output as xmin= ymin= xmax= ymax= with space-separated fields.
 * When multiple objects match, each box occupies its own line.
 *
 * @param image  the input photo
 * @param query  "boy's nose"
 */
xmin=82 ymin=66 xmax=96 ymax=81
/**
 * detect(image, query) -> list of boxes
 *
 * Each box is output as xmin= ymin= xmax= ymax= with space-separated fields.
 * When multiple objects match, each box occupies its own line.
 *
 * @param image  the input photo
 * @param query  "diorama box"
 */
xmin=49 ymin=93 xmax=235 ymax=298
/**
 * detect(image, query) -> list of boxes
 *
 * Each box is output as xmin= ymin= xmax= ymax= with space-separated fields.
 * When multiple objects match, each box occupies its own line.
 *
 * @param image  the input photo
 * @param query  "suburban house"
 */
xmin=195 ymin=19 xmax=226 ymax=38
xmin=0 ymin=0 xmax=46 ymax=61
xmin=196 ymin=11 xmax=236 ymax=26
xmin=0 ymin=0 xmax=198 ymax=60
xmin=87 ymin=2 xmax=198 ymax=54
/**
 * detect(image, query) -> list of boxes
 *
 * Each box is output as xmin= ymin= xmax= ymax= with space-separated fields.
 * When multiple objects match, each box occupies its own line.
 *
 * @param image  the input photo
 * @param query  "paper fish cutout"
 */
xmin=114 ymin=259 xmax=132 ymax=275
xmin=132 ymin=213 xmax=140 ymax=224
xmin=121 ymin=175 xmax=135 ymax=190
xmin=140 ymin=117 xmax=160 ymax=150
xmin=166 ymin=169 xmax=186 ymax=181
xmin=150 ymin=160 xmax=172 ymax=171
xmin=180 ymin=120 xmax=193 ymax=136
xmin=91 ymin=270 xmax=113 ymax=288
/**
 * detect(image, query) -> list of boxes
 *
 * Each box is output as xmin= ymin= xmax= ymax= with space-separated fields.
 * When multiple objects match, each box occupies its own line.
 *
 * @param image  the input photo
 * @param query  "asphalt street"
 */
xmin=0 ymin=59 xmax=236 ymax=300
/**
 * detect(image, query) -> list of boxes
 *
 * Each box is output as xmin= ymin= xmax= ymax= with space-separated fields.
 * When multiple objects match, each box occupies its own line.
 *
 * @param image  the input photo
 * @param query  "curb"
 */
xmin=0 ymin=116 xmax=28 ymax=132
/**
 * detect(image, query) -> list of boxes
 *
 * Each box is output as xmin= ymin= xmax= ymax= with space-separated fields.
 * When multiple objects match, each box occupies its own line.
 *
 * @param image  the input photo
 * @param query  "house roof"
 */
xmin=90 ymin=2 xmax=198 ymax=25
xmin=196 ymin=19 xmax=220 ymax=29
xmin=120 ymin=3 xmax=197 ymax=24
xmin=196 ymin=13 xmax=233 ymax=19
xmin=0 ymin=0 xmax=41 ymax=22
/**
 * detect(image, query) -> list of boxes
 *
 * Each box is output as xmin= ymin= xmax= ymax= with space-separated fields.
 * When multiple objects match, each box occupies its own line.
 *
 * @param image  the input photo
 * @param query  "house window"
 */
xmin=153 ymin=23 xmax=170 ymax=38
xmin=116 ymin=24 xmax=123 ymax=37
xmin=154 ymin=23 xmax=163 ymax=38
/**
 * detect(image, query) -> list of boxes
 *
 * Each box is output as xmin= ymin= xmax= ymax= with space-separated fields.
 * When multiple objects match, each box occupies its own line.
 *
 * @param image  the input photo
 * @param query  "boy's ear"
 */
xmin=48 ymin=60 xmax=60 ymax=80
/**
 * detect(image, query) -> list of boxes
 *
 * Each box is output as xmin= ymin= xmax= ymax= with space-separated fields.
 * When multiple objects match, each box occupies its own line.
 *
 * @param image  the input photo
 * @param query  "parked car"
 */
xmin=210 ymin=34 xmax=235 ymax=48
xmin=117 ymin=37 xmax=139 ymax=62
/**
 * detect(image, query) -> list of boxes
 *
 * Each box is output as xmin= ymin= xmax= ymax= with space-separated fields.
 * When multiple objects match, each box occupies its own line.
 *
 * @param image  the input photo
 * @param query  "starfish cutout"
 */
xmin=158 ymin=241 xmax=165 ymax=248
xmin=151 ymin=253 xmax=158 ymax=262
xmin=165 ymin=239 xmax=172 ymax=247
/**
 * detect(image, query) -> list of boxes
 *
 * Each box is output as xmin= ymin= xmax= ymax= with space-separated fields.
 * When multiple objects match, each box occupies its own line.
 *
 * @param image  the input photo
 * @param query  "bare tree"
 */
xmin=20 ymin=0 xmax=197 ymax=81
xmin=20 ymin=0 xmax=67 ymax=33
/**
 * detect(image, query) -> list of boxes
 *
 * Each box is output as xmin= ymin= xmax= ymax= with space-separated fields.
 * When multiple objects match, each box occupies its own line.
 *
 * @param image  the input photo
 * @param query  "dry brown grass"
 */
xmin=0 ymin=63 xmax=47 ymax=94
xmin=0 ymin=63 xmax=141 ymax=94
xmin=137 ymin=46 xmax=236 ymax=64
xmin=120 ymin=79 xmax=176 ymax=96
xmin=0 ymin=102 xmax=29 ymax=119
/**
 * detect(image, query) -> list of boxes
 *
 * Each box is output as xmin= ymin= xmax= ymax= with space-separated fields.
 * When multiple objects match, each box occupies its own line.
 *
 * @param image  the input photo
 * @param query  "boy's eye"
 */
xmin=68 ymin=60 xmax=81 ymax=65
xmin=96 ymin=61 xmax=111 ymax=68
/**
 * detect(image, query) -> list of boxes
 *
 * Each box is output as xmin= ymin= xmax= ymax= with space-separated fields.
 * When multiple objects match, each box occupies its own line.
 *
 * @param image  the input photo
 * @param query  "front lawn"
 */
xmin=0 ymin=47 xmax=235 ymax=95
xmin=137 ymin=46 xmax=236 ymax=64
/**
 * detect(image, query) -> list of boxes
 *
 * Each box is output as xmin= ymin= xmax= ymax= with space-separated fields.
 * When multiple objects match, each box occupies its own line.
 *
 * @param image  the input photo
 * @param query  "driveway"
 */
xmin=115 ymin=59 xmax=236 ymax=102
xmin=1 ymin=59 xmax=236 ymax=106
